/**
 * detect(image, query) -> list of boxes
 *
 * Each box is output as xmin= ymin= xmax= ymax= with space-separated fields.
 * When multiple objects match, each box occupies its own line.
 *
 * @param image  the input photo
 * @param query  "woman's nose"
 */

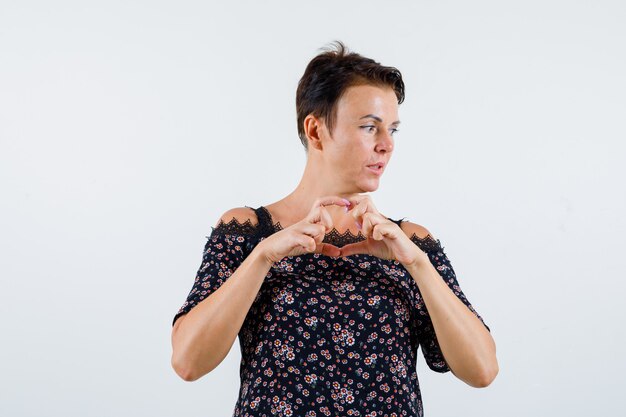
xmin=376 ymin=130 xmax=394 ymax=152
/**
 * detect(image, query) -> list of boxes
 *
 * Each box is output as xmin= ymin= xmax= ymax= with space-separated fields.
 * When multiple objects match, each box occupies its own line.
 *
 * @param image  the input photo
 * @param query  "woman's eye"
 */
xmin=361 ymin=125 xmax=399 ymax=135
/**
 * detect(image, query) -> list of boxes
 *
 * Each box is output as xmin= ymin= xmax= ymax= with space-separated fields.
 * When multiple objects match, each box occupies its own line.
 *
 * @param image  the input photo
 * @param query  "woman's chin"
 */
xmin=357 ymin=178 xmax=381 ymax=192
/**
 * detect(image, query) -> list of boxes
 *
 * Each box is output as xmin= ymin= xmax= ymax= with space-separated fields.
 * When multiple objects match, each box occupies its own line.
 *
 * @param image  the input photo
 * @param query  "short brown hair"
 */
xmin=296 ymin=40 xmax=405 ymax=151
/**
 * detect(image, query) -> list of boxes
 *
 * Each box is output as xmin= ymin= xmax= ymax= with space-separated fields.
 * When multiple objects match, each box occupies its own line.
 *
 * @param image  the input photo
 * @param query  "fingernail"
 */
xmin=355 ymin=221 xmax=362 ymax=230
xmin=344 ymin=206 xmax=349 ymax=212
xmin=342 ymin=198 xmax=350 ymax=205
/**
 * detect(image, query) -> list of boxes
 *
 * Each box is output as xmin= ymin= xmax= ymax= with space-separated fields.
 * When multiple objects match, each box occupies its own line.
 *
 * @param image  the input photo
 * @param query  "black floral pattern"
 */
xmin=173 ymin=206 xmax=490 ymax=417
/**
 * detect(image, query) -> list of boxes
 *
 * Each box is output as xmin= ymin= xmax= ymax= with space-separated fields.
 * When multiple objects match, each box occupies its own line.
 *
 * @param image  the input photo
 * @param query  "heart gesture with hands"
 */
xmin=258 ymin=194 xmax=427 ymax=268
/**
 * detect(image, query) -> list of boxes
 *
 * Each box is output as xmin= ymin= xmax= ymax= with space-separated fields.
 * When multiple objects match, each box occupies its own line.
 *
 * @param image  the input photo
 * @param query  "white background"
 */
xmin=1 ymin=1 xmax=625 ymax=416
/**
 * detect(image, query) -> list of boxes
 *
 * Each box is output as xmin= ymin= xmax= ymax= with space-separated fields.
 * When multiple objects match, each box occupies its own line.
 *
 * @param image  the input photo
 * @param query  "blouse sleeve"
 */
xmin=172 ymin=223 xmax=257 ymax=327
xmin=409 ymin=235 xmax=491 ymax=373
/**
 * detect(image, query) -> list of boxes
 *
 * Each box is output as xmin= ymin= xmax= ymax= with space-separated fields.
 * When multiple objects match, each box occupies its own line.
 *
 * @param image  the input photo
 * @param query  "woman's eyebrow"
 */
xmin=359 ymin=114 xmax=401 ymax=125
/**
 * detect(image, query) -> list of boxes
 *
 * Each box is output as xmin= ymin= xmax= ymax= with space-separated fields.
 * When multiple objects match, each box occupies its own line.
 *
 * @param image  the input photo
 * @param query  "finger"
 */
xmin=297 ymin=235 xmax=316 ymax=252
xmin=344 ymin=194 xmax=364 ymax=217
xmin=372 ymin=224 xmax=383 ymax=241
xmin=339 ymin=240 xmax=369 ymax=257
xmin=348 ymin=197 xmax=377 ymax=227
xmin=304 ymin=196 xmax=350 ymax=228
xmin=361 ymin=212 xmax=386 ymax=238
xmin=299 ymin=226 xmax=341 ymax=256
xmin=313 ymin=224 xmax=327 ymax=244
xmin=372 ymin=222 xmax=397 ymax=241
xmin=297 ymin=221 xmax=341 ymax=256
xmin=372 ymin=223 xmax=386 ymax=241
xmin=300 ymin=223 xmax=327 ymax=244
xmin=306 ymin=196 xmax=351 ymax=223
xmin=345 ymin=194 xmax=379 ymax=216
xmin=319 ymin=205 xmax=334 ymax=232
xmin=351 ymin=202 xmax=366 ymax=228
xmin=361 ymin=212 xmax=374 ymax=238
xmin=316 ymin=242 xmax=342 ymax=257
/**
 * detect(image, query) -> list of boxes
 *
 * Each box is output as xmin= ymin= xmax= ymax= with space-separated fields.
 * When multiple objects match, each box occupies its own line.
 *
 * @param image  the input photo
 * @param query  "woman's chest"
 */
xmin=242 ymin=254 xmax=416 ymax=344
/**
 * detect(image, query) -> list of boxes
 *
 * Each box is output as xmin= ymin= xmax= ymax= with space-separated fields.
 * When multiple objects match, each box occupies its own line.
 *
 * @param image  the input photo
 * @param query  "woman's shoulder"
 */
xmin=215 ymin=206 xmax=260 ymax=228
xmin=397 ymin=220 xmax=442 ymax=251
xmin=397 ymin=220 xmax=432 ymax=240
xmin=210 ymin=206 xmax=262 ymax=237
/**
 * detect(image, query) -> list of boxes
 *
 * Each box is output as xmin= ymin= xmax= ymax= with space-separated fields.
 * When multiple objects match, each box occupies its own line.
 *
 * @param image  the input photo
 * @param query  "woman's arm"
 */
xmin=171 ymin=242 xmax=274 ymax=382
xmin=405 ymin=256 xmax=499 ymax=387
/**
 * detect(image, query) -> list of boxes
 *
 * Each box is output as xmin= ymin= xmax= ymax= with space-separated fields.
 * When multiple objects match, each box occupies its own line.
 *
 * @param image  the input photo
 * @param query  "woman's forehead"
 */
xmin=336 ymin=84 xmax=400 ymax=122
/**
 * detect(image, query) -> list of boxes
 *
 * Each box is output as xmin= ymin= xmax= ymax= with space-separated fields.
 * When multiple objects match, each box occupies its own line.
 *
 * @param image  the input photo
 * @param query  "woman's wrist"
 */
xmin=253 ymin=241 xmax=278 ymax=268
xmin=401 ymin=251 xmax=430 ymax=271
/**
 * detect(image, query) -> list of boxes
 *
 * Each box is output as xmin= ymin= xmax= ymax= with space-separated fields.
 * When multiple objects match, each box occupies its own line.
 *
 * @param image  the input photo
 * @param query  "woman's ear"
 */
xmin=303 ymin=114 xmax=325 ymax=151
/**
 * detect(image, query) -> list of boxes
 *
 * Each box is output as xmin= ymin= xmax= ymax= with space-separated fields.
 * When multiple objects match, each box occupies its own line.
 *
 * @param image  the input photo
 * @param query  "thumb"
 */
xmin=338 ymin=240 xmax=369 ymax=257
xmin=315 ymin=242 xmax=342 ymax=258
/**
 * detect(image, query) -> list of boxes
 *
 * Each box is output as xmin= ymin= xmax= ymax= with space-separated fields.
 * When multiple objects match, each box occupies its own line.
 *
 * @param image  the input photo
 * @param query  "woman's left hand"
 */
xmin=339 ymin=195 xmax=427 ymax=267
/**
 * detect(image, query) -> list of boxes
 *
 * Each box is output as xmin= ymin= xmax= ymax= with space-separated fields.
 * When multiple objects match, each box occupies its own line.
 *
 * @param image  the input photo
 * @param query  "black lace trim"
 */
xmin=409 ymin=234 xmax=442 ymax=252
xmin=262 ymin=206 xmax=442 ymax=252
xmin=211 ymin=217 xmax=259 ymax=236
xmin=273 ymin=220 xmax=368 ymax=248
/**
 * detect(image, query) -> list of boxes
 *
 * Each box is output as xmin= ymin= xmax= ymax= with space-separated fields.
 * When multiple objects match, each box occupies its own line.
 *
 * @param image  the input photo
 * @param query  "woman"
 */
xmin=171 ymin=41 xmax=498 ymax=416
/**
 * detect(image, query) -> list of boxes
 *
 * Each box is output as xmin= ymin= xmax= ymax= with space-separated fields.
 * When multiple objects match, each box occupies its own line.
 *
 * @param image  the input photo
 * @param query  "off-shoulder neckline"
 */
xmin=211 ymin=205 xmax=442 ymax=252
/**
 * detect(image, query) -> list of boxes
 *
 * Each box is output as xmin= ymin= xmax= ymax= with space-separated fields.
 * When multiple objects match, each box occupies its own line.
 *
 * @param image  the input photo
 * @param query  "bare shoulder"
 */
xmin=398 ymin=220 xmax=435 ymax=241
xmin=214 ymin=206 xmax=259 ymax=228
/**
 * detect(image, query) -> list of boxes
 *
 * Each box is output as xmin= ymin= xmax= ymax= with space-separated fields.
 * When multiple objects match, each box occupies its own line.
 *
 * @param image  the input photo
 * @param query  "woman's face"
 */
xmin=321 ymin=83 xmax=399 ymax=192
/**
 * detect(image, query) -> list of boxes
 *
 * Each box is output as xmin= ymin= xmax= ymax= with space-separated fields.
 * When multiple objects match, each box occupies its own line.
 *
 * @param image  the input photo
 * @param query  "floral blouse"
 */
xmin=173 ymin=206 xmax=490 ymax=417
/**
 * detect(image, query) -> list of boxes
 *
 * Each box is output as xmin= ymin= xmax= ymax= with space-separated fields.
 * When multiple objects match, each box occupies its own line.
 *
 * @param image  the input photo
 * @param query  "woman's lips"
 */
xmin=367 ymin=164 xmax=383 ymax=175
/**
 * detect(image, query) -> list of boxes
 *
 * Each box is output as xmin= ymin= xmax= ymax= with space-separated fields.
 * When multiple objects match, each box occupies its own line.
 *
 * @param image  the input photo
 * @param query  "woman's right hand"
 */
xmin=257 ymin=196 xmax=351 ymax=265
